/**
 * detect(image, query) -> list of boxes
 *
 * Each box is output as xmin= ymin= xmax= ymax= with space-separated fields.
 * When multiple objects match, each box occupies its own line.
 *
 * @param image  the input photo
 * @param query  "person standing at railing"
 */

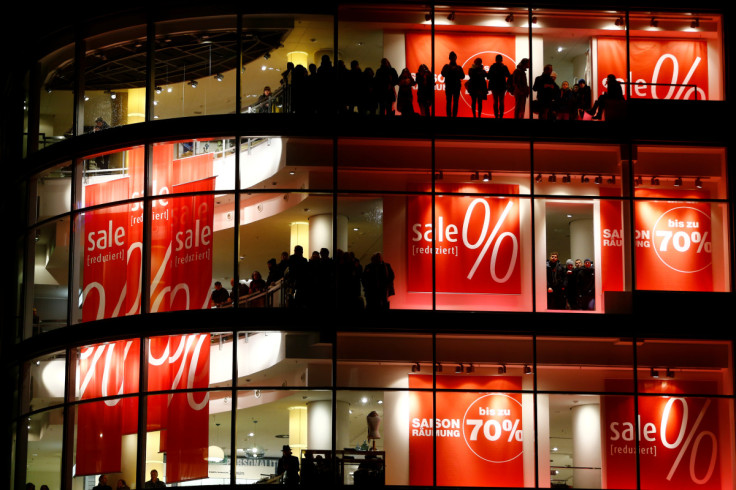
xmin=257 ymin=86 xmax=272 ymax=113
xmin=588 ymin=74 xmax=623 ymax=120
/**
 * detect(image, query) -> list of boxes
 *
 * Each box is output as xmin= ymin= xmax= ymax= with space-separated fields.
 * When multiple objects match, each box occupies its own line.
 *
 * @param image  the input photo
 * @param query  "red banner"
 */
xmin=82 ymin=179 xmax=131 ymax=322
xmin=596 ymin=38 xmax=708 ymax=100
xmin=406 ymin=32 xmax=517 ymax=117
xmin=170 ymin=178 xmax=216 ymax=311
xmin=600 ymin=191 xmax=625 ymax=292
xmin=603 ymin=380 xmax=721 ymax=489
xmin=76 ymin=334 xmax=209 ymax=482
xmin=76 ymin=339 xmax=140 ymax=475
xmin=408 ymin=184 xmax=521 ymax=294
xmin=634 ymin=190 xmax=713 ymax=291
xmin=409 ymin=375 xmax=523 ymax=487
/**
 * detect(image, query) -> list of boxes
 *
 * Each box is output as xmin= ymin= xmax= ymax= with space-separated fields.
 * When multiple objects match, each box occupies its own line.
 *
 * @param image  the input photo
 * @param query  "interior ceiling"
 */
xmin=48 ymin=29 xmax=291 ymax=91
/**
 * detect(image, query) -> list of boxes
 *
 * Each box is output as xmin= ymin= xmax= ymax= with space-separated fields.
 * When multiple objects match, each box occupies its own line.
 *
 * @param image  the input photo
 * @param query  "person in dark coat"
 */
xmin=533 ymin=64 xmax=558 ymax=120
xmin=415 ymin=63 xmax=434 ymax=117
xmin=576 ymin=259 xmax=595 ymax=310
xmin=487 ymin=54 xmax=511 ymax=119
xmin=374 ymin=58 xmax=399 ymax=116
xmin=441 ymin=51 xmax=465 ymax=117
xmin=512 ymin=58 xmax=530 ymax=119
xmin=397 ymin=68 xmax=417 ymax=116
xmin=467 ymin=58 xmax=488 ymax=118
xmin=277 ymin=445 xmax=300 ymax=486
xmin=362 ymin=252 xmax=395 ymax=309
xmin=546 ymin=252 xmax=566 ymax=310
xmin=588 ymin=74 xmax=624 ymax=120
xmin=576 ymin=78 xmax=592 ymax=118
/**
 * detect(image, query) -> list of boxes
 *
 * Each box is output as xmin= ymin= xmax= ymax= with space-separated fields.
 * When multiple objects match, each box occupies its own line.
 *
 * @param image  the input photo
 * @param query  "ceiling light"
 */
xmin=505 ymin=13 xmax=514 ymax=23
xmin=548 ymin=174 xmax=556 ymax=183
xmin=524 ymin=365 xmax=532 ymax=375
xmin=215 ymin=73 xmax=224 ymax=82
xmin=562 ymin=174 xmax=571 ymax=183
xmin=470 ymin=171 xmax=479 ymax=181
xmin=650 ymin=17 xmax=659 ymax=28
xmin=155 ymin=86 xmax=162 ymax=94
xmin=261 ymin=65 xmax=267 ymax=71
xmin=594 ymin=175 xmax=602 ymax=184
xmin=447 ymin=11 xmax=455 ymax=21
xmin=110 ymin=92 xmax=117 ymax=99
xmin=190 ymin=80 xmax=198 ymax=88
xmin=167 ymin=87 xmax=173 ymax=93
xmin=411 ymin=362 xmax=420 ymax=373
xmin=498 ymin=364 xmax=507 ymax=374
xmin=607 ymin=175 xmax=616 ymax=184
xmin=361 ymin=397 xmax=368 ymax=404
xmin=466 ymin=363 xmax=474 ymax=374
xmin=531 ymin=16 xmax=537 ymax=24
xmin=695 ymin=177 xmax=703 ymax=188
xmin=482 ymin=172 xmax=491 ymax=182
xmin=84 ymin=96 xmax=89 ymax=101
xmin=206 ymin=445 xmax=225 ymax=462
xmin=635 ymin=176 xmax=643 ymax=186
xmin=674 ymin=177 xmax=682 ymax=187
xmin=651 ymin=176 xmax=660 ymax=185
xmin=435 ymin=362 xmax=443 ymax=373
xmin=425 ymin=13 xmax=431 ymax=22
xmin=377 ymin=400 xmax=383 ymax=404
xmin=691 ymin=18 xmax=700 ymax=29
xmin=651 ymin=367 xmax=659 ymax=378
xmin=581 ymin=175 xmax=589 ymax=183
xmin=535 ymin=173 xmax=543 ymax=183
xmin=615 ymin=16 xmax=624 ymax=27
xmin=264 ymin=53 xmax=271 ymax=60
xmin=435 ymin=171 xmax=444 ymax=180
xmin=666 ymin=368 xmax=675 ymax=378
xmin=455 ymin=363 xmax=464 ymax=374
xmin=557 ymin=46 xmax=563 ymax=53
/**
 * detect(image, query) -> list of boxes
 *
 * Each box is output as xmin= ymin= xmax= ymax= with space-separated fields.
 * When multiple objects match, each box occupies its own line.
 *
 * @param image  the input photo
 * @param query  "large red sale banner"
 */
xmin=602 ymin=380 xmax=721 ymax=490
xmin=634 ymin=190 xmax=713 ymax=291
xmin=409 ymin=375 xmax=524 ymax=487
xmin=407 ymin=184 xmax=521 ymax=294
xmin=406 ymin=32 xmax=517 ymax=118
xmin=597 ymin=38 xmax=708 ymax=100
xmin=76 ymin=334 xmax=210 ymax=482
xmin=82 ymin=145 xmax=215 ymax=319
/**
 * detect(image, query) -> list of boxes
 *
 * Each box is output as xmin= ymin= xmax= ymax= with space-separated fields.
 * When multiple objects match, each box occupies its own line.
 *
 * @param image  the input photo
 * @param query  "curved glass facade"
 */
xmin=3 ymin=2 xmax=735 ymax=490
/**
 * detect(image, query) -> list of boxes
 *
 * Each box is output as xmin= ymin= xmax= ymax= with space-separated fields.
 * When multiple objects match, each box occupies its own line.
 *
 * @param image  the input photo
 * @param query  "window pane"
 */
xmin=38 ymin=43 xmax=75 ymax=147
xmin=536 ymin=337 xmax=634 ymax=392
xmin=30 ymin=161 xmax=72 ymax=224
xmin=84 ymin=25 xmax=147 ymax=131
xmin=79 ymin=145 xmax=144 ymax=206
xmin=28 ymin=218 xmax=70 ymax=337
xmin=154 ymin=16 xmax=238 ymax=119
xmin=622 ymin=12 xmax=723 ymax=100
xmin=25 ymin=407 xmax=64 ymax=490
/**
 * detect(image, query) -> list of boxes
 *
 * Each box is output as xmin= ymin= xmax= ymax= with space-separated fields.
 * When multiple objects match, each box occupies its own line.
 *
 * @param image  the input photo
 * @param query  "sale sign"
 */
xmin=82 ymin=145 xmax=215 ymax=319
xmin=409 ymin=375 xmax=523 ymax=487
xmin=603 ymin=380 xmax=721 ymax=489
xmin=597 ymin=38 xmax=708 ymax=100
xmin=405 ymin=32 xmax=517 ymax=117
xmin=408 ymin=184 xmax=521 ymax=294
xmin=76 ymin=334 xmax=210 ymax=482
xmin=634 ymin=190 xmax=713 ymax=291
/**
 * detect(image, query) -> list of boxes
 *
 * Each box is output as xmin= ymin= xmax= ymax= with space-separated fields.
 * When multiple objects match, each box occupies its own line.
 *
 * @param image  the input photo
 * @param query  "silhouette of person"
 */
xmin=467 ymin=58 xmax=488 ymax=118
xmin=512 ymin=58 xmax=530 ymax=119
xmin=415 ymin=64 xmax=434 ymax=117
xmin=397 ymin=68 xmax=417 ymax=116
xmin=488 ymin=54 xmax=511 ymax=119
xmin=589 ymin=74 xmax=624 ymax=120
xmin=375 ymin=58 xmax=398 ymax=116
xmin=441 ymin=51 xmax=465 ymax=117
xmin=362 ymin=252 xmax=395 ymax=309
xmin=533 ymin=64 xmax=558 ymax=120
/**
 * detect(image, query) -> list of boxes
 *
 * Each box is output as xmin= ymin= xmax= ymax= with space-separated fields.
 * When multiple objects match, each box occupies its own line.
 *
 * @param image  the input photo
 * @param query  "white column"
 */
xmin=572 ymin=403 xmax=602 ymax=488
xmin=308 ymin=214 xmax=348 ymax=255
xmin=307 ymin=400 xmax=349 ymax=450
xmin=570 ymin=218 xmax=594 ymax=263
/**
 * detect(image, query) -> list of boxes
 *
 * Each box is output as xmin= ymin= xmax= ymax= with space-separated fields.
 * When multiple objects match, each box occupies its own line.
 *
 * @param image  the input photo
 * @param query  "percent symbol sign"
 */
xmin=664 ymin=398 xmax=718 ymax=485
xmin=464 ymin=200 xmax=517 ymax=281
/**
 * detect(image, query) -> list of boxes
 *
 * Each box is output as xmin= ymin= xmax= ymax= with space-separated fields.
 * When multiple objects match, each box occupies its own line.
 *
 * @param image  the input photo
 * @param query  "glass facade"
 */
xmin=3 ymin=2 xmax=734 ymax=490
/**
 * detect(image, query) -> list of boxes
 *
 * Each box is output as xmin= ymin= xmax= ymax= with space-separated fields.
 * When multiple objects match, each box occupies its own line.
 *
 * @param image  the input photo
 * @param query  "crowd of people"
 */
xmin=546 ymin=252 xmax=595 ymax=311
xmin=265 ymin=52 xmax=620 ymax=120
xmin=210 ymin=247 xmax=395 ymax=310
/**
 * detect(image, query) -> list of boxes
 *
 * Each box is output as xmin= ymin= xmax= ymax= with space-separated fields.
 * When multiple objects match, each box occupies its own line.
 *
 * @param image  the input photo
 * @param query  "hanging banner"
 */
xmin=599 ymin=191 xmax=625 ymax=292
xmin=602 ymin=380 xmax=721 ymax=490
xmin=170 ymin=178 xmax=216 ymax=311
xmin=408 ymin=184 xmax=521 ymax=294
xmin=76 ymin=339 xmax=140 ymax=475
xmin=76 ymin=334 xmax=209 ymax=482
xmin=634 ymin=190 xmax=713 ymax=291
xmin=596 ymin=38 xmax=708 ymax=100
xmin=82 ymin=179 xmax=131 ymax=322
xmin=409 ymin=375 xmax=523 ymax=487
xmin=406 ymin=32 xmax=517 ymax=117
